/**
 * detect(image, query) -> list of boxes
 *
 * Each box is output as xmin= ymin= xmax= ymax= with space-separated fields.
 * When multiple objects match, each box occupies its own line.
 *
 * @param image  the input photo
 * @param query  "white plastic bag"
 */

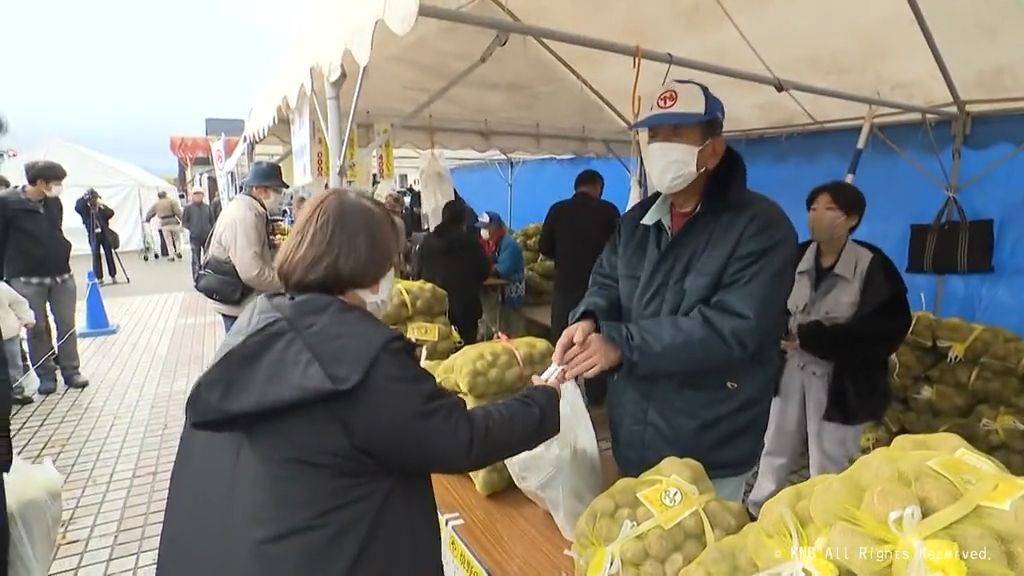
xmin=418 ymin=151 xmax=456 ymax=231
xmin=5 ymin=457 xmax=63 ymax=576
xmin=505 ymin=366 xmax=602 ymax=540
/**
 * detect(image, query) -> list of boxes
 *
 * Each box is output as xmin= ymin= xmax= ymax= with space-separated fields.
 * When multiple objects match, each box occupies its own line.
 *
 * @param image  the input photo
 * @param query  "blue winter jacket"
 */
xmin=570 ymin=147 xmax=797 ymax=478
xmin=494 ymin=233 xmax=525 ymax=310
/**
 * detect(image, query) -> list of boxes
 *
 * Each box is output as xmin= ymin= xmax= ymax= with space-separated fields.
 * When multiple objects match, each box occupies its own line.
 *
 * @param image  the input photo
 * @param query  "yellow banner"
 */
xmin=374 ymin=124 xmax=395 ymax=180
xmin=344 ymin=126 xmax=358 ymax=182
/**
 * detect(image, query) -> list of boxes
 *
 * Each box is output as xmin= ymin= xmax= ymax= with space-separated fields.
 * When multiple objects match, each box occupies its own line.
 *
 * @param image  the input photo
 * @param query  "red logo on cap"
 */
xmin=656 ymin=89 xmax=678 ymax=110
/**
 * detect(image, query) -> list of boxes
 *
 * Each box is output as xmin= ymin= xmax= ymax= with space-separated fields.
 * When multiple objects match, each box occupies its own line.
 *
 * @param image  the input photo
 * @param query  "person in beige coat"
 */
xmin=145 ymin=191 xmax=184 ymax=260
xmin=0 ymin=281 xmax=36 ymax=405
xmin=205 ymin=162 xmax=287 ymax=332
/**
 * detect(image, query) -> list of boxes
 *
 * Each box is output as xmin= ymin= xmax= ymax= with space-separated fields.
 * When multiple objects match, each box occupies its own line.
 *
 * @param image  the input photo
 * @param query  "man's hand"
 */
xmin=553 ymin=320 xmax=597 ymax=366
xmin=563 ymin=333 xmax=622 ymax=380
xmin=24 ymin=322 xmax=35 ymax=329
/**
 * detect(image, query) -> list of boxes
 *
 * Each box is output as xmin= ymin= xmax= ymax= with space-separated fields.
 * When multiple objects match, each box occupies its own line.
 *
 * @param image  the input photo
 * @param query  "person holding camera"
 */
xmin=74 ymin=189 xmax=118 ymax=284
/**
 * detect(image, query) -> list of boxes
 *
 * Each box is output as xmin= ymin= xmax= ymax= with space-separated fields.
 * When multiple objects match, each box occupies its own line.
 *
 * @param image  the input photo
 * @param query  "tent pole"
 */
xmin=603 ymin=141 xmax=630 ymax=173
xmin=486 ymin=0 xmax=631 ymax=128
xmin=844 ymin=105 xmax=875 ymax=183
xmin=932 ymin=113 xmax=968 ymax=315
xmin=417 ymin=3 xmax=954 ymax=118
xmin=341 ymin=32 xmax=510 ymax=175
xmin=905 ymin=0 xmax=964 ymax=110
xmin=326 ymin=69 xmax=347 ymax=188
xmin=339 ymin=66 xmax=367 ymax=186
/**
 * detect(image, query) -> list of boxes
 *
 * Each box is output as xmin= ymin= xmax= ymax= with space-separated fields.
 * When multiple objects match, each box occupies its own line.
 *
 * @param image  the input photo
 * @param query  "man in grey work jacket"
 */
xmin=553 ymin=80 xmax=797 ymax=501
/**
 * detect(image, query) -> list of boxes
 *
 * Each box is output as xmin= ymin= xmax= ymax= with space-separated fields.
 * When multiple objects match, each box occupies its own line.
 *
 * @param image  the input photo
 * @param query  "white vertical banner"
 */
xmin=290 ymin=91 xmax=313 ymax=187
xmin=210 ymin=136 xmax=228 ymax=196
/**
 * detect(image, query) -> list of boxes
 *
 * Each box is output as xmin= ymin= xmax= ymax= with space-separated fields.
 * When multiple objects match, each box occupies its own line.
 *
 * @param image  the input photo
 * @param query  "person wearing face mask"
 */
xmin=0 ymin=160 xmax=91 ymax=394
xmin=158 ymin=189 xmax=561 ymax=576
xmin=552 ymin=80 xmax=797 ymax=501
xmin=746 ymin=181 xmax=911 ymax=517
xmin=477 ymin=211 xmax=527 ymax=334
xmin=202 ymin=161 xmax=286 ymax=332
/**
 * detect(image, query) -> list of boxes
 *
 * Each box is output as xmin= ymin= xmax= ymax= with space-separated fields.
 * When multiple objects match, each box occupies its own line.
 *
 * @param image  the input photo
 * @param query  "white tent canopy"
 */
xmin=1 ymin=140 xmax=176 ymax=255
xmin=242 ymin=0 xmax=1024 ymax=156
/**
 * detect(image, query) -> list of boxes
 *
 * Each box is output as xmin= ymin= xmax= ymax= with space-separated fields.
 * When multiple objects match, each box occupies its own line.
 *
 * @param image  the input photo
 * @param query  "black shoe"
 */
xmin=175 ymin=252 xmax=183 ymax=260
xmin=38 ymin=378 xmax=57 ymax=395
xmin=12 ymin=393 xmax=34 ymax=405
xmin=64 ymin=374 xmax=90 ymax=389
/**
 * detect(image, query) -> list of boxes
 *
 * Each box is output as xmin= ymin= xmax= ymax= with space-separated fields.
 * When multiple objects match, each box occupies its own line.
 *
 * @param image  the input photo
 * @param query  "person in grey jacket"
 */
xmin=552 ymin=81 xmax=797 ymax=502
xmin=182 ymin=188 xmax=215 ymax=279
xmin=204 ymin=162 xmax=286 ymax=332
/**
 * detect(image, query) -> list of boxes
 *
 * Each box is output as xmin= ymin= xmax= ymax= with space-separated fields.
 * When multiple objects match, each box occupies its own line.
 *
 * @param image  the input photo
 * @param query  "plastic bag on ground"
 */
xmin=5 ymin=457 xmax=63 ymax=576
xmin=506 ymin=371 xmax=602 ymax=540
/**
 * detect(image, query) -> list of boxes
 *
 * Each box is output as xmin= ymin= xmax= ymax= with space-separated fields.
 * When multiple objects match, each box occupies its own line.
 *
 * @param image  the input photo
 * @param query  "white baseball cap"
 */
xmin=633 ymin=80 xmax=726 ymax=130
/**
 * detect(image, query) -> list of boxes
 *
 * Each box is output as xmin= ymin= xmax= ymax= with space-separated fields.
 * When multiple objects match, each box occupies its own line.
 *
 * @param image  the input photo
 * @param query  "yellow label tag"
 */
xmin=407 ymin=322 xmax=441 ymax=342
xmin=445 ymin=529 xmax=488 ymax=576
xmin=635 ymin=475 xmax=701 ymax=530
xmin=928 ymin=449 xmax=1024 ymax=511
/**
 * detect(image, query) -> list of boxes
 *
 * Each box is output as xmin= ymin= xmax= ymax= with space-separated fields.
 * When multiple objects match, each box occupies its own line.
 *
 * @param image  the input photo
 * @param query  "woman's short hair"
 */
xmin=275 ymin=189 xmax=398 ymax=294
xmin=806 ymin=180 xmax=867 ymax=232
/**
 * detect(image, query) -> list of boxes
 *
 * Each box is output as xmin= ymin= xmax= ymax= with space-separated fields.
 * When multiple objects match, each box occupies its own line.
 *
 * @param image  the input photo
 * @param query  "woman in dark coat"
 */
xmin=418 ymin=200 xmax=490 ymax=345
xmin=157 ymin=189 xmax=560 ymax=576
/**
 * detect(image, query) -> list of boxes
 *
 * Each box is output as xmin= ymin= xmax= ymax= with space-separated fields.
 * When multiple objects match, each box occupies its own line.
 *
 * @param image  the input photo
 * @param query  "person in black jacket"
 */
xmin=747 ymin=181 xmax=912 ymax=517
xmin=158 ymin=189 xmax=560 ymax=576
xmin=0 ymin=160 xmax=89 ymax=394
xmin=74 ymin=189 xmax=118 ymax=284
xmin=539 ymin=170 xmax=620 ymax=405
xmin=418 ymin=200 xmax=490 ymax=345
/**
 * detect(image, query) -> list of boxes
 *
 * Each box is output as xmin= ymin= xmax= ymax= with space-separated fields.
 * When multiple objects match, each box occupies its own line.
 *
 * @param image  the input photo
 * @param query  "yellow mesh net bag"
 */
xmin=434 ymin=336 xmax=552 ymax=397
xmin=572 ymin=457 xmax=749 ymax=576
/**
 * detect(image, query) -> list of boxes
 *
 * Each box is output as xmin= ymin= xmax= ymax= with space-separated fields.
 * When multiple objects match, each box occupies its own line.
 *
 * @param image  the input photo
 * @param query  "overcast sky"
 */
xmin=1 ymin=0 xmax=291 ymax=176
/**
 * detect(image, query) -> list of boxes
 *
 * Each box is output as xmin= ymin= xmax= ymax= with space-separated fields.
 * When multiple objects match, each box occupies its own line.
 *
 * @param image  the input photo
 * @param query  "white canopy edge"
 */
xmin=240 ymin=0 xmax=1024 ymax=155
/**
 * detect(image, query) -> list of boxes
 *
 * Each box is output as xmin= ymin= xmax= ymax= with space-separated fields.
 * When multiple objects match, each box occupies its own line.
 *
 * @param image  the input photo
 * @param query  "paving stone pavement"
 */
xmin=11 ymin=293 xmax=221 ymax=575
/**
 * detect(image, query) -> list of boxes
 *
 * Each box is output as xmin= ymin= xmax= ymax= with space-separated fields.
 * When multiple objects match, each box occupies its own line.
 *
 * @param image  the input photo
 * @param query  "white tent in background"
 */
xmin=1 ymin=140 xmax=176 ymax=255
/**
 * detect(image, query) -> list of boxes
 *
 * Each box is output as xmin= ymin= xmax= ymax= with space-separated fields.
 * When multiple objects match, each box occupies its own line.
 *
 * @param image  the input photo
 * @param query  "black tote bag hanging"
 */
xmin=906 ymin=194 xmax=994 ymax=275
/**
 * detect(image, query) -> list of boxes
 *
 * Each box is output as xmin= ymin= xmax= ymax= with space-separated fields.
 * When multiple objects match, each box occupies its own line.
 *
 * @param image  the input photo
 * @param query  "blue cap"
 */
xmin=476 ymin=211 xmax=504 ymax=228
xmin=632 ymin=80 xmax=726 ymax=130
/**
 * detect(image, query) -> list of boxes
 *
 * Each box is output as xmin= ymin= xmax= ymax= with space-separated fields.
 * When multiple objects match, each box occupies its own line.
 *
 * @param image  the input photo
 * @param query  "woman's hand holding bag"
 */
xmin=505 ymin=365 xmax=602 ymax=540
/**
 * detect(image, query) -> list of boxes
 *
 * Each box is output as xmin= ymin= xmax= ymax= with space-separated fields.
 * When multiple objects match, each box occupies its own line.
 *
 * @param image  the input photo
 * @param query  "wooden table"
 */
xmin=520 ymin=304 xmax=552 ymax=329
xmin=432 ymin=450 xmax=618 ymax=576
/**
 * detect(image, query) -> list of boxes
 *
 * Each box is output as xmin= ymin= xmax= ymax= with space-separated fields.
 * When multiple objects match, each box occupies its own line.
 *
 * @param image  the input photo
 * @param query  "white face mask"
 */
xmin=264 ymin=192 xmax=283 ymax=213
xmin=356 ymin=268 xmax=395 ymax=319
xmin=480 ymin=229 xmax=491 ymax=240
xmin=644 ymin=141 xmax=706 ymax=195
xmin=45 ymin=184 xmax=63 ymax=198
xmin=809 ymin=214 xmax=848 ymax=244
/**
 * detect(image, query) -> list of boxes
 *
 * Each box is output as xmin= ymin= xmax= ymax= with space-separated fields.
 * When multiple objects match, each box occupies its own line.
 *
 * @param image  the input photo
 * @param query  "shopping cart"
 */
xmin=141 ymin=223 xmax=156 ymax=262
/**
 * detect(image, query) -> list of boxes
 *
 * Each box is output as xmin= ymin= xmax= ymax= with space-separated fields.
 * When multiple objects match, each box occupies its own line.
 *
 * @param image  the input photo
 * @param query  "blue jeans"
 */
xmin=221 ymin=315 xmax=237 ymax=333
xmin=3 ymin=337 xmax=26 ymax=396
xmin=711 ymin=469 xmax=755 ymax=503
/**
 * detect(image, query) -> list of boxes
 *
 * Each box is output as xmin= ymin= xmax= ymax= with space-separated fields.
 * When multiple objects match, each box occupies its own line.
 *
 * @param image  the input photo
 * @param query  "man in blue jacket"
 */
xmin=554 ymin=80 xmax=797 ymax=501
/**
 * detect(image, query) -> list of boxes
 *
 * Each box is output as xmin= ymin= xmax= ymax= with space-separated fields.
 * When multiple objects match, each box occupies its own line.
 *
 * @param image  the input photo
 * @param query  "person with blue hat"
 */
xmin=552 ymin=80 xmax=798 ymax=502
xmin=476 ymin=210 xmax=526 ymax=331
xmin=201 ymin=161 xmax=287 ymax=332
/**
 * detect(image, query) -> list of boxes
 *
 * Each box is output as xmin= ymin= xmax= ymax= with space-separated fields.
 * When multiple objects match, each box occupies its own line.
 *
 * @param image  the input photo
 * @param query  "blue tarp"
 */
xmin=450 ymin=115 xmax=1024 ymax=334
